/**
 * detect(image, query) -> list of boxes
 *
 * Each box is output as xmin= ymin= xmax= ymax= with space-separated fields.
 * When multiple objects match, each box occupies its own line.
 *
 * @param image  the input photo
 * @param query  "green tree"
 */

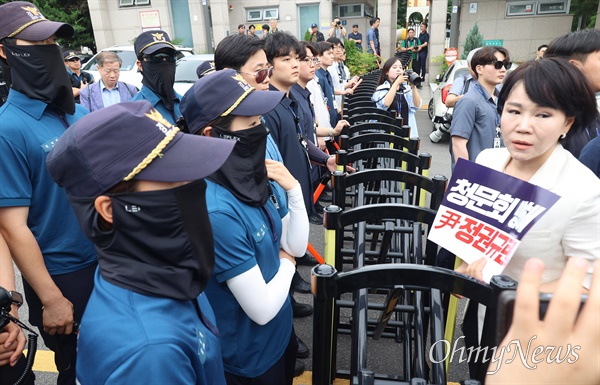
xmin=461 ymin=22 xmax=483 ymax=59
xmin=345 ymin=39 xmax=379 ymax=76
xmin=569 ymin=0 xmax=599 ymax=30
xmin=397 ymin=0 xmax=408 ymax=29
xmin=0 ymin=0 xmax=95 ymax=52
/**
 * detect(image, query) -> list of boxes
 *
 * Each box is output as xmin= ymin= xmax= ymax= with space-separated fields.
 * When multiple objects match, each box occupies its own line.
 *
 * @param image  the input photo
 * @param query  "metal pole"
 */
xmin=450 ymin=0 xmax=460 ymax=48
xmin=201 ymin=0 xmax=214 ymax=54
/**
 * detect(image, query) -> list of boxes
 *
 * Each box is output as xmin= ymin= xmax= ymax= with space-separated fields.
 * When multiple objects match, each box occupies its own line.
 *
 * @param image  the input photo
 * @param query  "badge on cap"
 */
xmin=151 ymin=32 xmax=166 ymax=42
xmin=145 ymin=109 xmax=175 ymax=136
xmin=21 ymin=5 xmax=45 ymax=21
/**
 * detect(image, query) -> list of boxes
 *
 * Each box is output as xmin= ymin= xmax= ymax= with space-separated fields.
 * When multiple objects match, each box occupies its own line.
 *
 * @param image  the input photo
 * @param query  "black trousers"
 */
xmin=0 ymin=353 xmax=35 ymax=385
xmin=22 ymin=263 xmax=96 ymax=385
xmin=225 ymin=326 xmax=298 ymax=385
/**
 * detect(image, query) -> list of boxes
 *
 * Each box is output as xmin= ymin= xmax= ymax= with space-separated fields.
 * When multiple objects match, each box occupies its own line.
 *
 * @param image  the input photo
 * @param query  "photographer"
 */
xmin=371 ymin=57 xmax=421 ymax=138
xmin=396 ymin=28 xmax=420 ymax=71
xmin=0 ymin=235 xmax=32 ymax=385
xmin=328 ymin=18 xmax=347 ymax=40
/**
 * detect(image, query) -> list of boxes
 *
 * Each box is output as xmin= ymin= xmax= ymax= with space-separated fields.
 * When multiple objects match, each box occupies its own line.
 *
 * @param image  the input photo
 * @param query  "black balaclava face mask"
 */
xmin=141 ymin=53 xmax=176 ymax=111
xmin=209 ymin=123 xmax=270 ymax=206
xmin=68 ymin=179 xmax=214 ymax=300
xmin=3 ymin=43 xmax=75 ymax=114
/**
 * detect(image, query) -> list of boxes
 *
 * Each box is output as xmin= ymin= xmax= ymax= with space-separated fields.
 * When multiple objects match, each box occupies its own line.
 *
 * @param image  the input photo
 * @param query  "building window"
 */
xmin=247 ymin=9 xmax=263 ymax=22
xmin=506 ymin=0 xmax=569 ymax=16
xmin=246 ymin=7 xmax=279 ymax=22
xmin=264 ymin=8 xmax=279 ymax=20
xmin=339 ymin=4 xmax=363 ymax=18
xmin=537 ymin=0 xmax=568 ymax=14
xmin=119 ymin=0 xmax=151 ymax=7
xmin=506 ymin=1 xmax=536 ymax=16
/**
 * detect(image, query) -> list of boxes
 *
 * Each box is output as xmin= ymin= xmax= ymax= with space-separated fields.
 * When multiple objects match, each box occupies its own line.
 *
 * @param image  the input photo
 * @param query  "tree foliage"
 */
xmin=569 ymin=0 xmax=599 ymax=30
xmin=0 ymin=0 xmax=95 ymax=52
xmin=345 ymin=39 xmax=379 ymax=76
xmin=461 ymin=22 xmax=483 ymax=59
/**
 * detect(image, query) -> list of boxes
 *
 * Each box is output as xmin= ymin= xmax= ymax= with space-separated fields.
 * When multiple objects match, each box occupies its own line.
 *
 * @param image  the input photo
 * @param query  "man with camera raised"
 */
xmin=328 ymin=17 xmax=347 ymax=40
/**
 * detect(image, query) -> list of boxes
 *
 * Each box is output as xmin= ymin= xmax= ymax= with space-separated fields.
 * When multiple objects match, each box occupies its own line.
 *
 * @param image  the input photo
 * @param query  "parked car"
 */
xmin=77 ymin=52 xmax=94 ymax=64
xmin=82 ymin=45 xmax=194 ymax=90
xmin=428 ymin=59 xmax=518 ymax=142
xmin=173 ymin=54 xmax=214 ymax=96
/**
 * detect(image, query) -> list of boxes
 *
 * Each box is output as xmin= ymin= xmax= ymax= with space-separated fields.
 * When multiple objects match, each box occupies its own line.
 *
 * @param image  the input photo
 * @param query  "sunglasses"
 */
xmin=240 ymin=67 xmax=273 ymax=83
xmin=301 ymin=57 xmax=319 ymax=65
xmin=488 ymin=60 xmax=512 ymax=70
xmin=143 ymin=53 xmax=177 ymax=63
xmin=66 ymin=57 xmax=80 ymax=62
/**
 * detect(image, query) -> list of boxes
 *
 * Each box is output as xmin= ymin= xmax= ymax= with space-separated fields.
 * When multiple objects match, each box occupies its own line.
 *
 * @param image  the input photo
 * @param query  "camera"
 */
xmin=404 ymin=69 xmax=422 ymax=87
xmin=0 ymin=287 xmax=23 ymax=328
xmin=336 ymin=21 xmax=341 ymax=26
xmin=429 ymin=111 xmax=452 ymax=143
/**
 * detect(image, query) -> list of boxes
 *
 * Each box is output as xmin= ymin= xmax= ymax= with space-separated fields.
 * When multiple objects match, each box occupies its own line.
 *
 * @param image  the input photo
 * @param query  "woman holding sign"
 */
xmin=456 ymin=59 xmax=599 ymax=375
xmin=457 ymin=57 xmax=599 ymax=289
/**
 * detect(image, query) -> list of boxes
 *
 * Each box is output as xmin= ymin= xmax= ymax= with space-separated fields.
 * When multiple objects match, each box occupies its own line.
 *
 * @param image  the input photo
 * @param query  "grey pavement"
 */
xmin=11 ymin=86 xmax=471 ymax=384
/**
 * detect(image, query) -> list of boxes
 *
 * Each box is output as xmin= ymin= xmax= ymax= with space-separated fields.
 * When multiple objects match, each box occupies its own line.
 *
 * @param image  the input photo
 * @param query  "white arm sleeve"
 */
xmin=226 ymin=259 xmax=296 ymax=325
xmin=279 ymin=183 xmax=309 ymax=257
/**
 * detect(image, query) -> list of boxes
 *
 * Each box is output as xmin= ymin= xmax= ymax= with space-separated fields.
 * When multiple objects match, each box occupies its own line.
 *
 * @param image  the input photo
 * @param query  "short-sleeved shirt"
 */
xmin=265 ymin=133 xmax=290 ymax=218
xmin=66 ymin=68 xmax=93 ymax=103
xmin=418 ymin=32 xmax=429 ymax=55
xmin=372 ymin=80 xmax=420 ymax=138
xmin=131 ymin=86 xmax=182 ymax=124
xmin=348 ymin=32 xmax=363 ymax=51
xmin=400 ymin=38 xmax=421 ymax=60
xmin=204 ymin=181 xmax=292 ymax=378
xmin=0 ymin=90 xmax=97 ymax=275
xmin=449 ymin=80 xmax=502 ymax=168
xmin=77 ymin=270 xmax=226 ymax=385
xmin=291 ymin=83 xmax=321 ymax=183
xmin=366 ymin=28 xmax=378 ymax=54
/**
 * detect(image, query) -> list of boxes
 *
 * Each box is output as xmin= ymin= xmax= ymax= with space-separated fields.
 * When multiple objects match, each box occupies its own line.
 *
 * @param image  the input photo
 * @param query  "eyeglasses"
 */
xmin=240 ymin=67 xmax=273 ymax=83
xmin=143 ymin=53 xmax=177 ymax=63
xmin=301 ymin=57 xmax=319 ymax=66
xmin=488 ymin=60 xmax=512 ymax=70
xmin=66 ymin=57 xmax=80 ymax=62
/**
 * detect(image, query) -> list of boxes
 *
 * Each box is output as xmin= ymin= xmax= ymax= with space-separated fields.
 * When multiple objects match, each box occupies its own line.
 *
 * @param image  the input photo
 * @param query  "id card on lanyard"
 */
xmin=288 ymin=104 xmax=312 ymax=168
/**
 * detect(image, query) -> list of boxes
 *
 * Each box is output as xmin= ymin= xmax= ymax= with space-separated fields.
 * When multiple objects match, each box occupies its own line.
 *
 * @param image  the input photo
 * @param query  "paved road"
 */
xmin=10 ymin=93 xmax=471 ymax=384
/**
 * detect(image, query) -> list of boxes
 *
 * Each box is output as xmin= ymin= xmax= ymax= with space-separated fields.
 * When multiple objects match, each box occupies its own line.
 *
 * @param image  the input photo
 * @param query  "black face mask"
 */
xmin=209 ymin=123 xmax=269 ymax=206
xmin=68 ymin=180 xmax=214 ymax=300
xmin=141 ymin=60 xmax=176 ymax=111
xmin=3 ymin=44 xmax=75 ymax=114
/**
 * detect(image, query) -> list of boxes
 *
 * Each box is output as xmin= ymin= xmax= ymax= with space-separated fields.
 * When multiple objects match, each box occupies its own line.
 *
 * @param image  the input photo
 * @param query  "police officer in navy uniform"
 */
xmin=131 ymin=30 xmax=182 ymax=123
xmin=47 ymin=101 xmax=235 ymax=385
xmin=0 ymin=3 xmax=97 ymax=384
xmin=63 ymin=50 xmax=93 ymax=103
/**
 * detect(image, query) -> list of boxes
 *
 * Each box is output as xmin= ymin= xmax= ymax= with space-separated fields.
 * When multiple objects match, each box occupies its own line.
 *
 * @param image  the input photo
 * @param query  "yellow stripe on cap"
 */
xmin=137 ymin=40 xmax=176 ymax=55
xmin=220 ymin=87 xmax=254 ymax=117
xmin=123 ymin=127 xmax=180 ymax=181
xmin=8 ymin=18 xmax=46 ymax=38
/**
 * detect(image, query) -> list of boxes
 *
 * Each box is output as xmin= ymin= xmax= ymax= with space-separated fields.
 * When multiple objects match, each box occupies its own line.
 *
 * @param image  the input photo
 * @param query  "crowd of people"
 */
xmin=0 ymin=1 xmax=598 ymax=385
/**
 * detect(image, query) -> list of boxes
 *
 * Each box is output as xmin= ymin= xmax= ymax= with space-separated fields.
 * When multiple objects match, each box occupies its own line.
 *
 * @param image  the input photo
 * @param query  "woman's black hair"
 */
xmin=497 ymin=57 xmax=596 ymax=140
xmin=377 ymin=57 xmax=401 ymax=86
